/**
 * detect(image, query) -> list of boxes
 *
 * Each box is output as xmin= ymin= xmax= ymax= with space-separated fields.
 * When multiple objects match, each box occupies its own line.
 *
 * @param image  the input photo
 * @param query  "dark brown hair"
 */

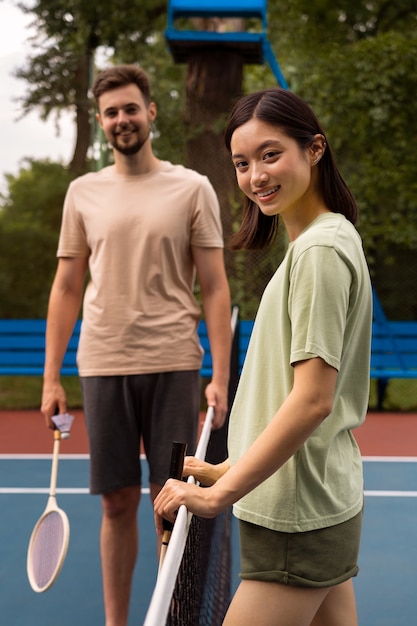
xmin=225 ymin=88 xmax=358 ymax=250
xmin=92 ymin=64 xmax=152 ymax=108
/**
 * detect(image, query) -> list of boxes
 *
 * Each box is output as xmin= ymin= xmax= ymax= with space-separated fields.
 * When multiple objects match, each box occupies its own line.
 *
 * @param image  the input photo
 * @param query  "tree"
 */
xmin=0 ymin=160 xmax=74 ymax=316
xmin=268 ymin=0 xmax=417 ymax=317
xmin=15 ymin=0 xmax=168 ymax=174
xmin=9 ymin=0 xmax=417 ymax=319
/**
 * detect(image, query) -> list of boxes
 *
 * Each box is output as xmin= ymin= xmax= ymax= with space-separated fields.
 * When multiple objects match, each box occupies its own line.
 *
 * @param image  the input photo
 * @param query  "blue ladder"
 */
xmin=165 ymin=0 xmax=288 ymax=88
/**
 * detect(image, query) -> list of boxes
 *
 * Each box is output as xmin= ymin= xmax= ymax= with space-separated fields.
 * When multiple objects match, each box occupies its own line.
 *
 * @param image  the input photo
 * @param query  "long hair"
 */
xmin=225 ymin=88 xmax=358 ymax=250
xmin=92 ymin=64 xmax=152 ymax=108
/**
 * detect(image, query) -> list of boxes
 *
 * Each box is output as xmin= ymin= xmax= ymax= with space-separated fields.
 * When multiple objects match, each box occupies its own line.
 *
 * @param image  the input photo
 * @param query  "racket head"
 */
xmin=27 ymin=506 xmax=70 ymax=592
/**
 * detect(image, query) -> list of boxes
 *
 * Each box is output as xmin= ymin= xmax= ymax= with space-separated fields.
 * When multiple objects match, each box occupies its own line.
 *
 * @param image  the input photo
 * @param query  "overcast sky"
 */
xmin=0 ymin=1 xmax=75 ymax=194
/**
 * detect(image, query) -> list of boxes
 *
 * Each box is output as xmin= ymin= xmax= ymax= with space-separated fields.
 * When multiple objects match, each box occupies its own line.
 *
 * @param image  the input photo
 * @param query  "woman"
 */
xmin=154 ymin=88 xmax=372 ymax=626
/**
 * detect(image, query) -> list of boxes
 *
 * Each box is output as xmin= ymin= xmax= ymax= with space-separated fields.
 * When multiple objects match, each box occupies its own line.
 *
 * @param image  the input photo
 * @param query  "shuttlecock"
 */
xmin=52 ymin=413 xmax=75 ymax=439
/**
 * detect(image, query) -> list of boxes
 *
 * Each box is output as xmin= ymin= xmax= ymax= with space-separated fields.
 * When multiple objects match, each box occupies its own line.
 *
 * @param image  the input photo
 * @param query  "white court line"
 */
xmin=362 ymin=456 xmax=417 ymax=462
xmin=0 ymin=487 xmax=150 ymax=495
xmin=0 ymin=453 xmax=147 ymax=460
xmin=1 ymin=455 xmax=416 ymax=497
xmin=1 ymin=454 xmax=416 ymax=462
xmin=0 ymin=487 xmax=90 ymax=494
xmin=0 ymin=487 xmax=415 ymax=497
xmin=364 ymin=490 xmax=417 ymax=497
xmin=0 ymin=453 xmax=90 ymax=460
xmin=0 ymin=453 xmax=148 ymax=494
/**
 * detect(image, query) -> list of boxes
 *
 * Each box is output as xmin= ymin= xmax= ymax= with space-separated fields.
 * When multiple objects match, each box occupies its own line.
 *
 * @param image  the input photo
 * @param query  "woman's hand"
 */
xmin=183 ymin=457 xmax=230 ymax=486
xmin=154 ymin=457 xmax=231 ymax=536
xmin=154 ymin=480 xmax=219 ymax=536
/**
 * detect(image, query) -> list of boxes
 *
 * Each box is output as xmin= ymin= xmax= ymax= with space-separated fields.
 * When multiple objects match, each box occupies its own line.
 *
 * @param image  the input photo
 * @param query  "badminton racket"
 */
xmin=27 ymin=416 xmax=73 ymax=592
xmin=158 ymin=440 xmax=187 ymax=574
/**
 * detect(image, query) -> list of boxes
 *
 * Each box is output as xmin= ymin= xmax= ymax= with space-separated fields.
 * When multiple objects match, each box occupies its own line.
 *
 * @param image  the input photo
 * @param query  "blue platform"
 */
xmin=165 ymin=0 xmax=288 ymax=88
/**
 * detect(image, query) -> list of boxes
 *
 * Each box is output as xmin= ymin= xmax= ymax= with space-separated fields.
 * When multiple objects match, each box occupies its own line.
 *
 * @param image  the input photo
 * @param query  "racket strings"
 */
xmin=30 ymin=511 xmax=66 ymax=590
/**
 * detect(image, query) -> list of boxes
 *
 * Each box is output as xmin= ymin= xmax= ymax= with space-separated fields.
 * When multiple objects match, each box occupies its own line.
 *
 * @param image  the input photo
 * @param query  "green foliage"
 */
xmin=266 ymin=1 xmax=417 ymax=318
xmin=298 ymin=31 xmax=417 ymax=248
xmin=15 ymin=0 xmax=172 ymax=171
xmin=1 ymin=0 xmax=417 ymax=409
xmin=6 ymin=0 xmax=417 ymax=324
xmin=292 ymin=31 xmax=417 ymax=317
xmin=0 ymin=160 xmax=74 ymax=317
xmin=15 ymin=0 xmax=167 ymax=118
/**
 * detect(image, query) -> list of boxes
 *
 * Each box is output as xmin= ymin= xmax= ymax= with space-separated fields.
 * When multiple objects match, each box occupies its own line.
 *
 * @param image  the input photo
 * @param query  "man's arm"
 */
xmin=192 ymin=246 xmax=231 ymax=428
xmin=41 ymin=256 xmax=88 ymax=428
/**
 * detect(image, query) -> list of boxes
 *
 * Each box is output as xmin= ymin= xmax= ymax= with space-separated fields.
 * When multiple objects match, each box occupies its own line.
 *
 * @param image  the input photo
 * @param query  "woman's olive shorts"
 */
xmin=239 ymin=508 xmax=363 ymax=588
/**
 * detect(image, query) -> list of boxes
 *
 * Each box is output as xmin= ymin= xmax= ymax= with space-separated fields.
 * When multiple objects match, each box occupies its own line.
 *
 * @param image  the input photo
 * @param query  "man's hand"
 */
xmin=41 ymin=381 xmax=67 ymax=429
xmin=204 ymin=381 xmax=228 ymax=429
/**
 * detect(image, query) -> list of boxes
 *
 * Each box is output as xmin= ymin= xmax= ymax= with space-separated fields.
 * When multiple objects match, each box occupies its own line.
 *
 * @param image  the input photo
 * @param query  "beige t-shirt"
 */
xmin=228 ymin=213 xmax=372 ymax=532
xmin=57 ymin=161 xmax=224 ymax=376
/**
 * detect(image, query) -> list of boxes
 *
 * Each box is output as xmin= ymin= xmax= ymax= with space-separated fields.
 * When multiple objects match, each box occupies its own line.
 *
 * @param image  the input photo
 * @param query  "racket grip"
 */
xmin=168 ymin=441 xmax=188 ymax=480
xmin=162 ymin=441 xmax=187 ymax=532
xmin=158 ymin=441 xmax=187 ymax=575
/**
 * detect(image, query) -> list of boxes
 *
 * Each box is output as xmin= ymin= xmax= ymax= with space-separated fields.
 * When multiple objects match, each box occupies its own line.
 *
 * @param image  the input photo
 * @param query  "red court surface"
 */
xmin=0 ymin=409 xmax=417 ymax=456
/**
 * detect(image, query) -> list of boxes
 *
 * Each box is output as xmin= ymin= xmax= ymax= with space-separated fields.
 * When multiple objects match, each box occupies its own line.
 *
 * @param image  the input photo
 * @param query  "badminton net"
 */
xmin=144 ymin=307 xmax=239 ymax=625
xmin=144 ymin=405 xmax=232 ymax=626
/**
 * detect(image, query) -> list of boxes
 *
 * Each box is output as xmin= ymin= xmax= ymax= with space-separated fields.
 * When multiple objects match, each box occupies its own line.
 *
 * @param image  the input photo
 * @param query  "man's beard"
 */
xmin=111 ymin=127 xmax=150 ymax=156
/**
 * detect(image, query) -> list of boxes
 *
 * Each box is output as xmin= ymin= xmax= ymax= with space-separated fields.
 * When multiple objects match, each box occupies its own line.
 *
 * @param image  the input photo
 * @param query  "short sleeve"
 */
xmin=190 ymin=177 xmax=224 ymax=248
xmin=57 ymin=183 xmax=90 ymax=258
xmin=288 ymin=245 xmax=352 ymax=370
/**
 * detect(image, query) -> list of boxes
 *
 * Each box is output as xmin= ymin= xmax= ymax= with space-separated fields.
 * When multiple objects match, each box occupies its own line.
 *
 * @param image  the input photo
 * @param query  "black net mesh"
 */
xmin=166 ymin=509 xmax=231 ymax=626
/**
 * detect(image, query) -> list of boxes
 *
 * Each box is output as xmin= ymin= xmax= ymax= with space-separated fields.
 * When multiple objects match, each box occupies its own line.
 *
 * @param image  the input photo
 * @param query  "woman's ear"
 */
xmin=310 ymin=134 xmax=327 ymax=166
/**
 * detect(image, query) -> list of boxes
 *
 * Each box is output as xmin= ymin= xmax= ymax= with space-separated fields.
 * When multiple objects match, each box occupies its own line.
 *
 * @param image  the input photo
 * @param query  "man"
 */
xmin=41 ymin=64 xmax=231 ymax=626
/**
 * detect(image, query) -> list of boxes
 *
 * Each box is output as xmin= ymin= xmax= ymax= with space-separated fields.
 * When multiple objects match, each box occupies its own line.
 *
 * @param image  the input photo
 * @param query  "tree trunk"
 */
xmin=184 ymin=49 xmax=244 ymax=278
xmin=69 ymin=51 xmax=93 ymax=175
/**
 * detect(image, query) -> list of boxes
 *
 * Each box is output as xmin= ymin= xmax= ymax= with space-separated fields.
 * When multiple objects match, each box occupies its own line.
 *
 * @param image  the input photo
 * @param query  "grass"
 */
xmin=1 ymin=376 xmax=417 ymax=412
xmin=0 ymin=376 xmax=83 ymax=410
xmin=0 ymin=376 xmax=208 ymax=411
xmin=367 ymin=379 xmax=417 ymax=412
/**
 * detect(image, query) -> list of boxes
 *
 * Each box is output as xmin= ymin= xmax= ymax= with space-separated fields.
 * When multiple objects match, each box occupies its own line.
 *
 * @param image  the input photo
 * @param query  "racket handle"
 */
xmin=169 ymin=441 xmax=188 ymax=480
xmin=158 ymin=530 xmax=171 ymax=573
xmin=158 ymin=441 xmax=187 ymax=574
xmin=162 ymin=441 xmax=187 ymax=532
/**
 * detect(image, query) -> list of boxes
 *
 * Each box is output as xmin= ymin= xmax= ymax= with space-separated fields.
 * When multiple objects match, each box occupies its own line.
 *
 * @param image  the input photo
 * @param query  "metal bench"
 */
xmin=2 ymin=290 xmax=415 ymax=411
xmin=0 ymin=315 xmax=253 ymax=379
xmin=371 ymin=291 xmax=417 ymax=408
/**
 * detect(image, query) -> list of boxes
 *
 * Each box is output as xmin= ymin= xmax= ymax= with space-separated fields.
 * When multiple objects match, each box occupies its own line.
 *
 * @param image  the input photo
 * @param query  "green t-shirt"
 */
xmin=228 ymin=213 xmax=372 ymax=532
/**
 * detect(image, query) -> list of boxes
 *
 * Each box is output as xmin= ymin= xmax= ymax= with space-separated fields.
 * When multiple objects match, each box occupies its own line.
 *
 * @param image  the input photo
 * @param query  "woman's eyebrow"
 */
xmin=232 ymin=139 xmax=283 ymax=160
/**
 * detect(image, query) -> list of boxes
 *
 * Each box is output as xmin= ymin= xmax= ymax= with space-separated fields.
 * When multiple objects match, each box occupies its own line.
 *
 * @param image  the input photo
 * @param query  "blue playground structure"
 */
xmin=165 ymin=0 xmax=288 ymax=88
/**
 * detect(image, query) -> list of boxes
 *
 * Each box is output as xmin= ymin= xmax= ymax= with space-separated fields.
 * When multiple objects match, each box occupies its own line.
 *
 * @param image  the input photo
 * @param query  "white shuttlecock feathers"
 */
xmin=52 ymin=413 xmax=75 ymax=439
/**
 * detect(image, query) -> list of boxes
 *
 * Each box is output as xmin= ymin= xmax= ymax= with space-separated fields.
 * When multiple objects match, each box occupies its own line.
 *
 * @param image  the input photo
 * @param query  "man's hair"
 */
xmin=92 ymin=64 xmax=152 ymax=107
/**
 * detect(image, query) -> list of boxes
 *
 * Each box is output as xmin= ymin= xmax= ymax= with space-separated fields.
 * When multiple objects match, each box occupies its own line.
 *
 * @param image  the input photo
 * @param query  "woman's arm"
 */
xmin=183 ymin=457 xmax=230 ymax=486
xmin=154 ymin=357 xmax=337 ymax=526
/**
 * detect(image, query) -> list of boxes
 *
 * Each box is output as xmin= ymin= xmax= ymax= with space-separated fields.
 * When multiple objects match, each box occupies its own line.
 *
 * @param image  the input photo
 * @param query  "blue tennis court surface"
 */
xmin=1 ymin=455 xmax=416 ymax=625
